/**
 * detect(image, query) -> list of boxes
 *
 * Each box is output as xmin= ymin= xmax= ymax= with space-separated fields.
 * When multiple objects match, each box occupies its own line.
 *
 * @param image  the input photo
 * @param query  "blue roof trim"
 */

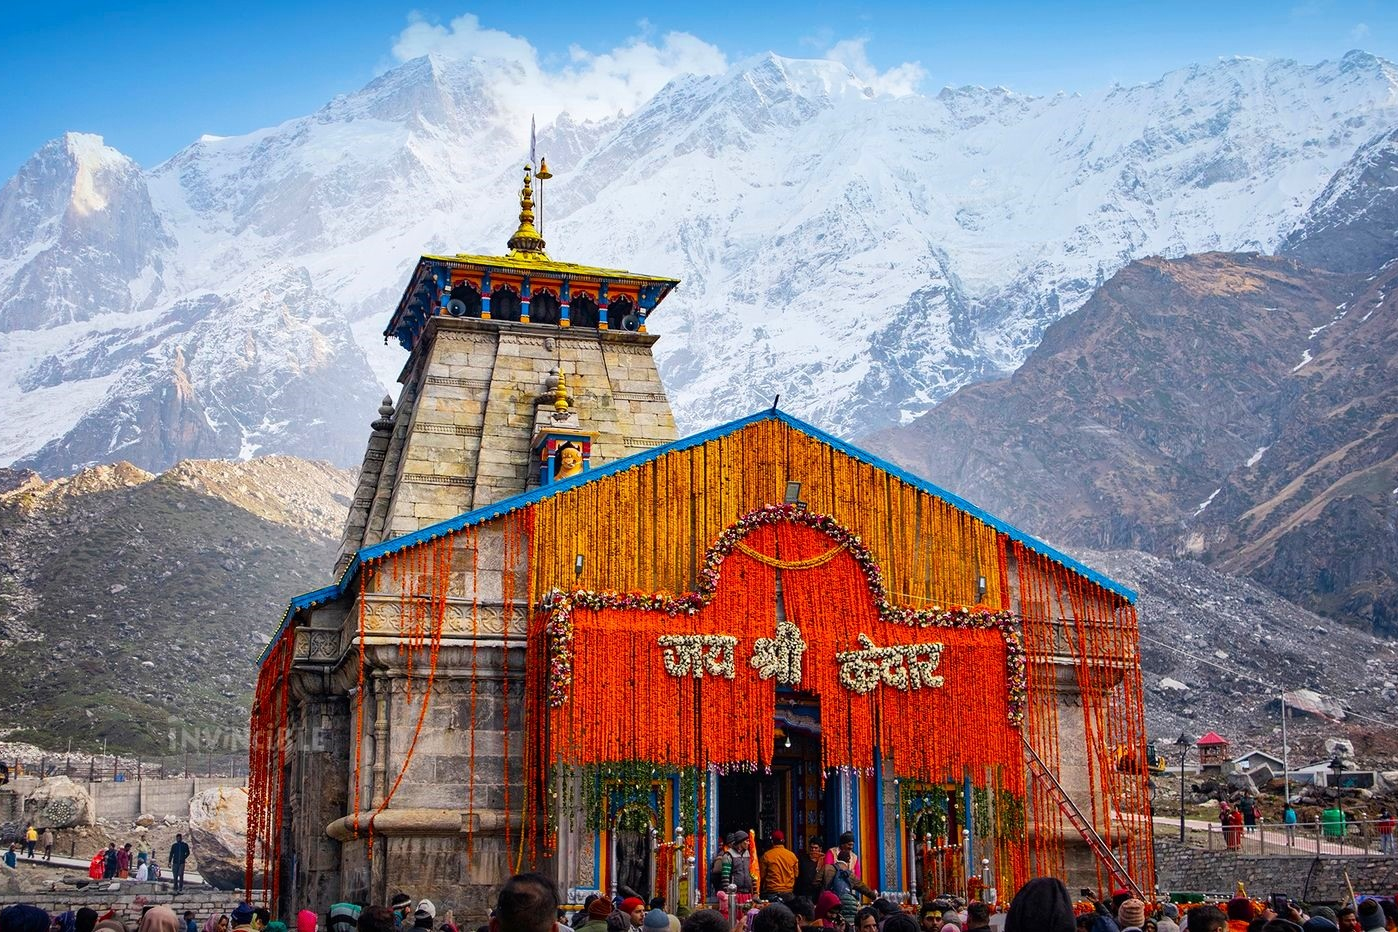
xmin=259 ymin=409 xmax=1133 ymax=666
xmin=763 ymin=410 xmax=1136 ymax=601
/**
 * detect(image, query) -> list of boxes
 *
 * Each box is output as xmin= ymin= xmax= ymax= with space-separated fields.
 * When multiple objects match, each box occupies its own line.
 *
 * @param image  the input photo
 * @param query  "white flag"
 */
xmin=529 ymin=115 xmax=537 ymax=169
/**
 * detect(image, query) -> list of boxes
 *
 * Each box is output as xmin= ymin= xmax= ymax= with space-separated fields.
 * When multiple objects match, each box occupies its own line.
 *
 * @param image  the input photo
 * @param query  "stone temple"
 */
xmin=249 ymin=164 xmax=1155 ymax=917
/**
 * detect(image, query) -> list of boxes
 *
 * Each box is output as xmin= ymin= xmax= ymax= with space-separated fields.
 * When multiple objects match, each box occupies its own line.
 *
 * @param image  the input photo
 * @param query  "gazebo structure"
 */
xmin=1196 ymin=732 xmax=1231 ymax=773
xmin=247 ymin=163 xmax=1156 ymax=917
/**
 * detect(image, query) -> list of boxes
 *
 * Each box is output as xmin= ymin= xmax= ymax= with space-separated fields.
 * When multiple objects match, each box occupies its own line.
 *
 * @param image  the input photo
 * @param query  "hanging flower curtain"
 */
xmin=542 ymin=507 xmax=1024 ymax=785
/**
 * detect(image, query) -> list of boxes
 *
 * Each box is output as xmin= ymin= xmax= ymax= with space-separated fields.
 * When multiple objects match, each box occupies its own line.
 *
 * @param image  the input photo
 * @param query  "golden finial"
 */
xmin=536 ymin=156 xmax=553 ymax=180
xmin=553 ymin=368 xmax=571 ymax=414
xmin=507 ymin=164 xmax=548 ymax=257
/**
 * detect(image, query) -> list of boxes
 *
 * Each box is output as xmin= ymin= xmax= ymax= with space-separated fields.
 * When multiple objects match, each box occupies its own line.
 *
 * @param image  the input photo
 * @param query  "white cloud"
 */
xmin=390 ymin=13 xmax=727 ymax=124
xmin=824 ymin=37 xmax=925 ymax=97
xmin=1352 ymin=22 xmax=1371 ymax=41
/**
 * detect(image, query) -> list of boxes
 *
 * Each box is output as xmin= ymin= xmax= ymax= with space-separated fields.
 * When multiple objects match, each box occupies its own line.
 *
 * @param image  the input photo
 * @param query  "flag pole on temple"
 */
xmin=531 ymin=115 xmax=553 ymax=236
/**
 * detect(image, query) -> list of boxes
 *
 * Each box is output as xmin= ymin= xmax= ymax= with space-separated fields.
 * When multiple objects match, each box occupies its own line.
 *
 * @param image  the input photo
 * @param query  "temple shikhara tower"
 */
xmin=250 ymin=162 xmax=1155 ymax=916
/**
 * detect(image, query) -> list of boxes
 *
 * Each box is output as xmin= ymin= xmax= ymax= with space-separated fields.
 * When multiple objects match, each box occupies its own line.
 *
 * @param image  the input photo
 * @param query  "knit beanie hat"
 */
xmin=1302 ymin=918 xmax=1339 ymax=932
xmin=1357 ymin=900 xmax=1385 ymax=931
xmin=297 ymin=911 xmax=317 ymax=932
xmin=643 ymin=911 xmax=670 ymax=931
xmin=391 ymin=895 xmax=413 ymax=912
xmin=619 ymin=899 xmax=644 ymax=916
xmin=416 ymin=903 xmax=436 ymax=921
xmin=1310 ymin=908 xmax=1338 ymax=924
xmin=814 ymin=893 xmax=841 ymax=922
xmin=328 ymin=904 xmax=362 ymax=932
xmin=1117 ymin=899 xmax=1145 ymax=927
xmin=588 ymin=900 xmax=615 ymax=920
xmin=1226 ymin=898 xmax=1254 ymax=921
xmin=230 ymin=905 xmax=255 ymax=926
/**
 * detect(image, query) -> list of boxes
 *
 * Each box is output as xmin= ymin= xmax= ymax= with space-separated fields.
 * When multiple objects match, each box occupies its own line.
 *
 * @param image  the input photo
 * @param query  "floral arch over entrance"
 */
xmin=533 ymin=503 xmax=1027 ymax=780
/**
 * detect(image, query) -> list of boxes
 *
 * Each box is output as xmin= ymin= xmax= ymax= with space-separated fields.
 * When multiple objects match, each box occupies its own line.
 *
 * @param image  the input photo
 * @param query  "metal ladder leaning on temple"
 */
xmin=1023 ymin=738 xmax=1146 ymax=900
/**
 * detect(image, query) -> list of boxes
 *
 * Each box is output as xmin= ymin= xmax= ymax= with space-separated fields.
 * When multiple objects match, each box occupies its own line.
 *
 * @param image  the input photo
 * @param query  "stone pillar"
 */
xmin=337 ymin=397 xmax=396 ymax=576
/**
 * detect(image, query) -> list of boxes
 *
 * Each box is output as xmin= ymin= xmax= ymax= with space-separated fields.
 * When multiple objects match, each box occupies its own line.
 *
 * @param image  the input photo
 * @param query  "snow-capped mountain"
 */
xmin=3 ymin=49 xmax=1398 ymax=473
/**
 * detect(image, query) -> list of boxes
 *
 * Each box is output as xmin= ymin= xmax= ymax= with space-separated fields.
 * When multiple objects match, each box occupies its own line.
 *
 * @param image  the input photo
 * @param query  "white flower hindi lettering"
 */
xmin=836 ymin=634 xmax=945 ymax=694
xmin=750 ymin=621 xmax=807 ymax=686
xmin=658 ymin=634 xmax=738 ymax=679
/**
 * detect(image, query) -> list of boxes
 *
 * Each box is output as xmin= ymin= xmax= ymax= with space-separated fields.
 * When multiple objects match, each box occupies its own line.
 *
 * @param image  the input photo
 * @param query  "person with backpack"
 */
xmin=709 ymin=832 xmax=759 ymax=922
xmin=819 ymin=833 xmax=875 ymax=923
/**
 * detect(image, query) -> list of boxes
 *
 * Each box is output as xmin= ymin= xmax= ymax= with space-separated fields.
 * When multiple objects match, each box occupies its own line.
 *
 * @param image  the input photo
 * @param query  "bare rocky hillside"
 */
xmin=0 ymin=457 xmax=353 ymax=755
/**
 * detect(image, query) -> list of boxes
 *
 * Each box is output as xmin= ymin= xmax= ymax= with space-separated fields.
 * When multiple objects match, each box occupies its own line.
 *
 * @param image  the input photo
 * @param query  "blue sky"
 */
xmin=3 ymin=0 xmax=1396 ymax=176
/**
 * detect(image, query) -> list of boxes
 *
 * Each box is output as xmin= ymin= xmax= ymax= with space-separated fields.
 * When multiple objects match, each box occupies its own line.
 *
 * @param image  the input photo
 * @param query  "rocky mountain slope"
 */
xmin=867 ymin=128 xmax=1398 ymax=636
xmin=0 ymin=457 xmax=353 ymax=755
xmin=3 ymin=51 xmax=1398 ymax=474
xmin=1081 ymin=549 xmax=1398 ymax=763
xmin=2 ymin=448 xmax=1388 ymax=761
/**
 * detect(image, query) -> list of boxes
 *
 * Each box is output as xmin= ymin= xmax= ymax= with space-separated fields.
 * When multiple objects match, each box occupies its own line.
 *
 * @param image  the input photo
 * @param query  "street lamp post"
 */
xmin=1280 ymin=691 xmax=1291 ymax=806
xmin=1175 ymin=733 xmax=1192 ymax=843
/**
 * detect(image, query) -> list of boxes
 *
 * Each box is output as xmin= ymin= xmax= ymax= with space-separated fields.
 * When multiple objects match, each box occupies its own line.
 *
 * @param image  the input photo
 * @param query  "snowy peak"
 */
xmin=4 ymin=50 xmax=1398 ymax=475
xmin=319 ymin=53 xmax=513 ymax=133
xmin=0 ymin=133 xmax=148 ymax=248
xmin=1281 ymin=124 xmax=1398 ymax=273
xmin=0 ymin=132 xmax=170 ymax=331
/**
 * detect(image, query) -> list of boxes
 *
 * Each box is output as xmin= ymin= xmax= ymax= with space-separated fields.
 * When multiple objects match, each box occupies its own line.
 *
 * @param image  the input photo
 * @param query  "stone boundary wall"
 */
xmin=2 ymin=887 xmax=246 ymax=926
xmin=4 ymin=778 xmax=243 ymax=823
xmin=1154 ymin=836 xmax=1398 ymax=900
xmin=86 ymin=779 xmax=243 ymax=821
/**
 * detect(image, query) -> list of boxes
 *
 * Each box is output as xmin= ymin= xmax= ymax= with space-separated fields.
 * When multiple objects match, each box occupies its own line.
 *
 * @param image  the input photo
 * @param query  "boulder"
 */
xmin=28 ymin=776 xmax=94 ymax=827
xmin=135 ymin=813 xmax=155 ymax=827
xmin=1283 ymin=689 xmax=1346 ymax=721
xmin=1323 ymin=737 xmax=1356 ymax=758
xmin=0 ymin=861 xmax=23 ymax=898
xmin=188 ymin=785 xmax=253 ymax=891
xmin=1249 ymin=764 xmax=1278 ymax=785
xmin=1226 ymin=771 xmax=1260 ymax=795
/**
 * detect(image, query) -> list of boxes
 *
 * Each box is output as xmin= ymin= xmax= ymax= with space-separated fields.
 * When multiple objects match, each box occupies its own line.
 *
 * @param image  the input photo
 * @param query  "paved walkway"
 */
xmin=1151 ymin=815 xmax=1386 ymax=857
xmin=9 ymin=853 xmax=208 ymax=886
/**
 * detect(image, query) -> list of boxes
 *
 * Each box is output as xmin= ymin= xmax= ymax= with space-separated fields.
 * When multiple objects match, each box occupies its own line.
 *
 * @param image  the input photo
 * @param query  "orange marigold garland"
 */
xmin=541 ymin=506 xmax=1025 ymax=787
xmin=246 ymin=626 xmax=295 ymax=903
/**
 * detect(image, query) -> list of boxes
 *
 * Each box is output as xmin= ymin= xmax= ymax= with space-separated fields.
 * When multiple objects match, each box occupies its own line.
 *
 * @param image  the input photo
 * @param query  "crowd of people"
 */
xmin=4 ymin=848 xmax=1398 ymax=932
xmin=72 ymin=835 xmax=193 ymax=892
xmin=5 ymin=825 xmax=56 ymax=865
xmin=1216 ymin=798 xmax=1398 ymax=853
xmin=999 ymin=879 xmax=1398 ymax=932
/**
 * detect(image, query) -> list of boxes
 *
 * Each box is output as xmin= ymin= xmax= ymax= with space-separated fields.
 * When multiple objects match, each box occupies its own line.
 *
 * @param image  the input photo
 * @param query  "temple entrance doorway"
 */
xmin=715 ymin=703 xmax=824 ymax=854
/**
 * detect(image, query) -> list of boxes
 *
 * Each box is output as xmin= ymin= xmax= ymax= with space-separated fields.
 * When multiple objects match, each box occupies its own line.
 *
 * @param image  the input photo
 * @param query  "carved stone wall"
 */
xmin=371 ymin=317 xmax=677 ymax=541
